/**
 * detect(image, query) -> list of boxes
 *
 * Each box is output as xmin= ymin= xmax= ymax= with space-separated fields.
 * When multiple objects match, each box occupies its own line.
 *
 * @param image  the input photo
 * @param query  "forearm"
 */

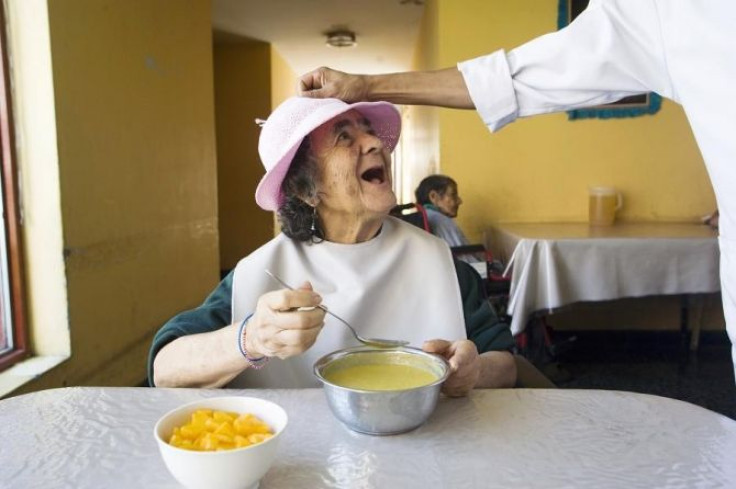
xmin=153 ymin=323 xmax=248 ymax=388
xmin=364 ymin=68 xmax=475 ymax=109
xmin=475 ymin=350 xmax=517 ymax=388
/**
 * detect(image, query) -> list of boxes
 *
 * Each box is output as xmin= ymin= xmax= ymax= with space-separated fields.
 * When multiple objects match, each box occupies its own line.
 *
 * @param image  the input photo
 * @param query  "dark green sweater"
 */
xmin=147 ymin=259 xmax=514 ymax=386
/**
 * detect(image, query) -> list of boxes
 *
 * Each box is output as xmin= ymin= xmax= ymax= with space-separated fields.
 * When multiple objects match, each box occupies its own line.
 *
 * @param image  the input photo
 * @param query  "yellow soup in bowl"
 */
xmin=324 ymin=363 xmax=438 ymax=390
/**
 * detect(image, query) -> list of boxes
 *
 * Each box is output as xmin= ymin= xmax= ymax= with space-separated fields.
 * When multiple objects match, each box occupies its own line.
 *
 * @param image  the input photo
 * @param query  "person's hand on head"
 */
xmin=423 ymin=339 xmax=480 ymax=397
xmin=298 ymin=67 xmax=368 ymax=102
xmin=245 ymin=281 xmax=326 ymax=360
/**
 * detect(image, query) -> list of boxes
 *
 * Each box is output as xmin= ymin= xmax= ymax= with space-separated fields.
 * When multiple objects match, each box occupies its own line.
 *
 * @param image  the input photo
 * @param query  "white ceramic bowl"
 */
xmin=153 ymin=396 xmax=288 ymax=489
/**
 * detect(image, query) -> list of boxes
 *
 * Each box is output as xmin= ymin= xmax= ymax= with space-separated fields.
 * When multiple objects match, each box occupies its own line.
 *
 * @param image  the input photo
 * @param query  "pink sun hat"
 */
xmin=255 ymin=97 xmax=402 ymax=211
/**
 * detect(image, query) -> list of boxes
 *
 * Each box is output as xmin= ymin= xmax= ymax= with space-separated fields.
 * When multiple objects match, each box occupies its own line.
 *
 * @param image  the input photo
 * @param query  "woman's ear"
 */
xmin=428 ymin=190 xmax=440 ymax=205
xmin=301 ymin=196 xmax=320 ymax=208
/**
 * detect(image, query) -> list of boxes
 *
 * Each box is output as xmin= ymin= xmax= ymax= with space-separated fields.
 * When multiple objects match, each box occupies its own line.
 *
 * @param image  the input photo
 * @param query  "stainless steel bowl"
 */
xmin=313 ymin=346 xmax=449 ymax=435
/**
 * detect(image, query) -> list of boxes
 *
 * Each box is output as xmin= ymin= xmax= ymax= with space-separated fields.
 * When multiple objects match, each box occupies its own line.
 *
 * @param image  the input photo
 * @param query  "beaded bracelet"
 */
xmin=237 ymin=315 xmax=269 ymax=370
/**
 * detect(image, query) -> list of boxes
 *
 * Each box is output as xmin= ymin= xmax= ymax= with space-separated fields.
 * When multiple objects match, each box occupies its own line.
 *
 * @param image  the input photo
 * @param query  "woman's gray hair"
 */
xmin=277 ymin=137 xmax=324 ymax=242
xmin=415 ymin=174 xmax=456 ymax=205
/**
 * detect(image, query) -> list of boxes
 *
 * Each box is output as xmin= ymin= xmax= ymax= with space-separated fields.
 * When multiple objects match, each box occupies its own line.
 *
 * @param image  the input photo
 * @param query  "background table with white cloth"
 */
xmin=485 ymin=222 xmax=721 ymax=336
xmin=2 ymin=386 xmax=736 ymax=488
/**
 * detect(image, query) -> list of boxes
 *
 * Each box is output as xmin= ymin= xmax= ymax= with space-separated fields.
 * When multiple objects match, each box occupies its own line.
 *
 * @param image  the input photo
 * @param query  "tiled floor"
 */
xmin=546 ymin=330 xmax=736 ymax=420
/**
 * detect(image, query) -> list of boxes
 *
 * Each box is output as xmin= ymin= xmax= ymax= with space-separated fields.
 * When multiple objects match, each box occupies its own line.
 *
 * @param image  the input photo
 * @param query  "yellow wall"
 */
xmin=268 ymin=47 xmax=297 ymax=233
xmin=270 ymin=47 xmax=297 ymax=109
xmin=10 ymin=0 xmax=219 ymax=395
xmin=434 ymin=0 xmax=715 ymax=243
xmin=213 ymin=43 xmax=297 ymax=269
xmin=400 ymin=0 xmax=440 ymax=204
xmin=213 ymin=40 xmax=274 ymax=271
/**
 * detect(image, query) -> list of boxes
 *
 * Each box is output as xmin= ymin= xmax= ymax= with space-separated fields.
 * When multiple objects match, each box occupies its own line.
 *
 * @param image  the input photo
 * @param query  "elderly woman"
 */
xmin=149 ymin=97 xmax=517 ymax=396
xmin=415 ymin=174 xmax=472 ymax=249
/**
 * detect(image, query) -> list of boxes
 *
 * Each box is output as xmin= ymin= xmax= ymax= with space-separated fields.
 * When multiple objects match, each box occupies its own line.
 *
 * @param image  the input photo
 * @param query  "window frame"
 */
xmin=0 ymin=2 xmax=29 ymax=373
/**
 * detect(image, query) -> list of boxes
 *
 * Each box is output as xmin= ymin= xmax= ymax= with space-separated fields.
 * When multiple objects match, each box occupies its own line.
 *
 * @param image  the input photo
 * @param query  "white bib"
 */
xmin=229 ymin=217 xmax=466 ymax=388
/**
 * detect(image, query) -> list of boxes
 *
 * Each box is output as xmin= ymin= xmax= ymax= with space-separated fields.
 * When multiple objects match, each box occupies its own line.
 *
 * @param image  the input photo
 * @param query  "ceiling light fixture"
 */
xmin=325 ymin=30 xmax=357 ymax=48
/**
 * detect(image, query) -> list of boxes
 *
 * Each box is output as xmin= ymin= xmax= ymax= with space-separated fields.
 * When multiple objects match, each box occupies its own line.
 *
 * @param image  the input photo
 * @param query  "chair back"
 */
xmin=390 ymin=203 xmax=431 ymax=232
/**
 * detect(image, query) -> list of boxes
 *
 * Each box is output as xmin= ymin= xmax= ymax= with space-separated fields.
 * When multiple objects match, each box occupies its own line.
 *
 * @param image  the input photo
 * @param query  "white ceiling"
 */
xmin=212 ymin=0 xmax=426 ymax=76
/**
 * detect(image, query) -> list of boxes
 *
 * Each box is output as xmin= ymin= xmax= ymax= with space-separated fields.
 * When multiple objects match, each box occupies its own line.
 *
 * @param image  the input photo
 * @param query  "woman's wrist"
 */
xmin=475 ymin=351 xmax=516 ymax=388
xmin=237 ymin=315 xmax=269 ymax=369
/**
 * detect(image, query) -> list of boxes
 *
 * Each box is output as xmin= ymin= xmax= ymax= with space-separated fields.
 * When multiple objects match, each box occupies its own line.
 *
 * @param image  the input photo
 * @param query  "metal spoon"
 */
xmin=265 ymin=269 xmax=409 ymax=349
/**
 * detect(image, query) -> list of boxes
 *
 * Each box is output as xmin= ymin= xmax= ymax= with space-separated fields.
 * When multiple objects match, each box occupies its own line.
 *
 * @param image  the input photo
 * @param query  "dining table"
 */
xmin=2 ymin=386 xmax=736 ymax=488
xmin=486 ymin=222 xmax=721 ymax=336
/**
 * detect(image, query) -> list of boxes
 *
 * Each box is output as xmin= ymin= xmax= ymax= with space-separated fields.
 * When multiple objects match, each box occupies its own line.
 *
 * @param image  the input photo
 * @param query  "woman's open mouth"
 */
xmin=361 ymin=166 xmax=386 ymax=185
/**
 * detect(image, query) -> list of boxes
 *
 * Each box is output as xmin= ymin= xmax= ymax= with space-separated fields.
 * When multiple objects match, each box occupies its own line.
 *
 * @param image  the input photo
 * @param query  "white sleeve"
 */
xmin=458 ymin=0 xmax=673 ymax=132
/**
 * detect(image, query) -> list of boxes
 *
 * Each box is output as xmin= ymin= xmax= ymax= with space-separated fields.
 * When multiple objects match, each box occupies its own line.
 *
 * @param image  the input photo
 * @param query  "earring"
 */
xmin=310 ymin=205 xmax=323 ymax=243
xmin=310 ymin=206 xmax=317 ymax=235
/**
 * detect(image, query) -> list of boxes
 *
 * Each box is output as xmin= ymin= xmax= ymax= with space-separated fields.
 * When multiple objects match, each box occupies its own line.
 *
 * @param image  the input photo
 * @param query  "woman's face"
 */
xmin=430 ymin=184 xmax=462 ymax=218
xmin=308 ymin=110 xmax=396 ymax=229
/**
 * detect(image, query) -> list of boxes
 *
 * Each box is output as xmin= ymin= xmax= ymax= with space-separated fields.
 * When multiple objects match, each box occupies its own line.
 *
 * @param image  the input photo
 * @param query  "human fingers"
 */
xmin=247 ymin=290 xmax=321 ymax=350
xmin=263 ymin=322 xmax=324 ymax=359
xmin=261 ymin=307 xmax=325 ymax=359
xmin=422 ymin=339 xmax=453 ymax=357
xmin=297 ymin=280 xmax=314 ymax=292
xmin=424 ymin=338 xmax=465 ymax=373
xmin=260 ymin=287 xmax=322 ymax=313
xmin=445 ymin=340 xmax=478 ymax=373
xmin=298 ymin=67 xmax=330 ymax=96
xmin=294 ymin=282 xmax=319 ymax=310
xmin=247 ymin=302 xmax=325 ymax=359
xmin=298 ymin=67 xmax=367 ymax=102
xmin=440 ymin=341 xmax=480 ymax=397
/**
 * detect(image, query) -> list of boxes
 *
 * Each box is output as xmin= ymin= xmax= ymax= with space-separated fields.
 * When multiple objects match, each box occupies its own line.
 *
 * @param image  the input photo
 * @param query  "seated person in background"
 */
xmin=148 ymin=97 xmax=517 ymax=396
xmin=416 ymin=175 xmax=471 ymax=248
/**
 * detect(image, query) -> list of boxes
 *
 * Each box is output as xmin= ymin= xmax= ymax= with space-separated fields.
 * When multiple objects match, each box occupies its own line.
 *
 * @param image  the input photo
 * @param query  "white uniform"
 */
xmin=458 ymin=0 xmax=736 ymax=378
xmin=229 ymin=217 xmax=466 ymax=388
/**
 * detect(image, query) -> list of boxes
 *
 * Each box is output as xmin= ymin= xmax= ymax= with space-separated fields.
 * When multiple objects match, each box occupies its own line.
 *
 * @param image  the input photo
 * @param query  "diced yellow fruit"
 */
xmin=214 ymin=421 xmax=236 ymax=437
xmin=179 ymin=424 xmax=204 ymax=440
xmin=247 ymin=433 xmax=273 ymax=444
xmin=213 ymin=411 xmax=237 ymax=423
xmin=168 ymin=409 xmax=273 ymax=451
xmin=234 ymin=435 xmax=251 ymax=448
xmin=234 ymin=415 xmax=272 ymax=435
xmin=199 ymin=433 xmax=219 ymax=451
xmin=215 ymin=433 xmax=235 ymax=444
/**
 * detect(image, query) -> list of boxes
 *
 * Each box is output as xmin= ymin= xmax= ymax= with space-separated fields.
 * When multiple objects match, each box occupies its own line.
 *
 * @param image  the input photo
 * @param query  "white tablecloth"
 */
xmin=2 ymin=387 xmax=736 ymax=488
xmin=488 ymin=223 xmax=720 ymax=335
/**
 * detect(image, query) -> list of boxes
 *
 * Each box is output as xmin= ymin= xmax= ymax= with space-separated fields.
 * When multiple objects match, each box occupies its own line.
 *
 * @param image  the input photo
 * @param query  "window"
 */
xmin=0 ymin=3 xmax=28 ymax=372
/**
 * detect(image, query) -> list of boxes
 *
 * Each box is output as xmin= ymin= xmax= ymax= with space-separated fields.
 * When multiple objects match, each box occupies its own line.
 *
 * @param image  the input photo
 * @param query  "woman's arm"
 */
xmin=153 ymin=323 xmax=249 ymax=388
xmin=298 ymin=67 xmax=475 ymax=109
xmin=150 ymin=273 xmax=326 ymax=388
xmin=454 ymin=258 xmax=516 ymax=354
xmin=148 ymin=273 xmax=235 ymax=387
xmin=476 ymin=350 xmax=517 ymax=389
